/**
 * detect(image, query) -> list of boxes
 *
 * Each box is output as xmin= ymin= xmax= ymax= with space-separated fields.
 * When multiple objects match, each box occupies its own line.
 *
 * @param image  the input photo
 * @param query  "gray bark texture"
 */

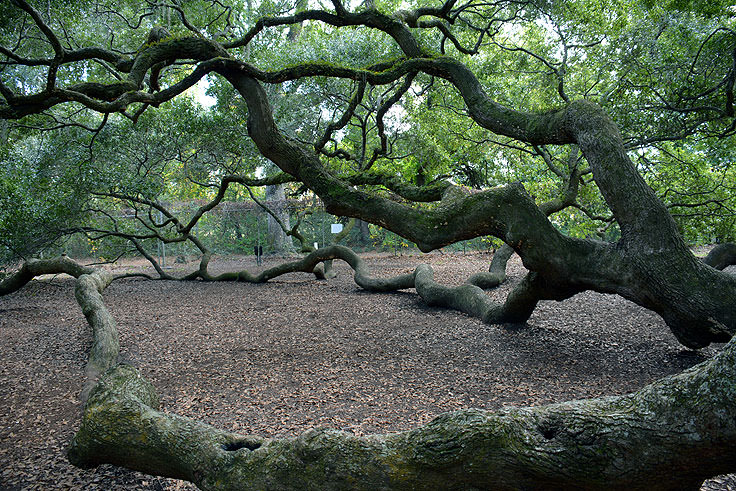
xmin=265 ymin=184 xmax=295 ymax=254
xmin=74 ymin=270 xmax=118 ymax=399
xmin=68 ymin=348 xmax=736 ymax=490
xmin=0 ymin=256 xmax=94 ymax=295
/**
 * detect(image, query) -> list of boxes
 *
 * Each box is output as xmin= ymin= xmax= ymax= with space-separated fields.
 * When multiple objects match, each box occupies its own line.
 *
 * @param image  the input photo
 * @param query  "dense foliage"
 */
xmin=0 ymin=0 xmax=734 ymax=264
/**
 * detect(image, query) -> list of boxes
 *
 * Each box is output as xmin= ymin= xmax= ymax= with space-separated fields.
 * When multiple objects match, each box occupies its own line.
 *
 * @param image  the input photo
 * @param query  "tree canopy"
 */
xmin=2 ymin=0 xmax=736 ymax=345
xmin=2 ymin=0 xmax=736 ymax=488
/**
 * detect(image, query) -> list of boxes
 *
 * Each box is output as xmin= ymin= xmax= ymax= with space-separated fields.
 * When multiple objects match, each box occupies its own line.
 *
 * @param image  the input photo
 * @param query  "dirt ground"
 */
xmin=0 ymin=251 xmax=734 ymax=490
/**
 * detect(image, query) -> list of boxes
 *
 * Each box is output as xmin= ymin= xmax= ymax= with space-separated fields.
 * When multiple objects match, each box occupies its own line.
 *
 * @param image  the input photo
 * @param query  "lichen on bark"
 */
xmin=15 ymin=254 xmax=719 ymax=490
xmin=0 ymin=254 xmax=734 ymax=489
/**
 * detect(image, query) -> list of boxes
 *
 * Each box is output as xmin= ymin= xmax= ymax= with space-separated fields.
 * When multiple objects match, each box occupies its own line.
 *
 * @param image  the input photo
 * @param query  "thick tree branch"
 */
xmin=75 ymin=270 xmax=118 ymax=398
xmin=62 ymin=265 xmax=736 ymax=489
xmin=704 ymin=243 xmax=736 ymax=271
xmin=0 ymin=256 xmax=94 ymax=295
xmin=224 ymin=6 xmax=425 ymax=57
xmin=221 ymin=67 xmax=736 ymax=347
xmin=4 ymin=0 xmax=736 ymax=351
xmin=344 ymin=172 xmax=451 ymax=202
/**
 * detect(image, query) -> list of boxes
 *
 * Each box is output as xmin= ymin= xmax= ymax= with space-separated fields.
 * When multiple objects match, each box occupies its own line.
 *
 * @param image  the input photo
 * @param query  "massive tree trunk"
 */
xmin=13 ymin=256 xmax=722 ymax=490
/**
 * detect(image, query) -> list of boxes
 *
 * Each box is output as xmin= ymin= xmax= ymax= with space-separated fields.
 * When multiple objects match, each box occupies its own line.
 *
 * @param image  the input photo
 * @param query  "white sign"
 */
xmin=331 ymin=223 xmax=344 ymax=234
xmin=314 ymin=242 xmax=319 ymax=250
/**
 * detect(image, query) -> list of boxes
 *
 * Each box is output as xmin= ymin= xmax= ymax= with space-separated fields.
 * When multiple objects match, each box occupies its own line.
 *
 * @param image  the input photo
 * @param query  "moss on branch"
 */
xmin=68 ymin=342 xmax=736 ymax=490
xmin=3 ymin=255 xmax=736 ymax=488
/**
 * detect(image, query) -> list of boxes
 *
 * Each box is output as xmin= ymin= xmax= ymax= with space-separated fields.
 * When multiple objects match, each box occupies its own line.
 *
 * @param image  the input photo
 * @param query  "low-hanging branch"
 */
xmin=0 ymin=256 xmax=94 ymax=296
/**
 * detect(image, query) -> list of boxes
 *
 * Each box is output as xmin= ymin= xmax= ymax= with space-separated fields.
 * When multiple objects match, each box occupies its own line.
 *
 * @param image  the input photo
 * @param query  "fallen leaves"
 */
xmin=0 ymin=252 xmax=731 ymax=489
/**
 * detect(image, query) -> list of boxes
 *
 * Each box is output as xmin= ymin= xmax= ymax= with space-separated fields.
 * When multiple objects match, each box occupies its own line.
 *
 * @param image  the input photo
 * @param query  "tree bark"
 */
xmin=466 ymin=243 xmax=514 ymax=289
xmin=357 ymin=219 xmax=371 ymax=247
xmin=68 ymin=347 xmax=736 ymax=490
xmin=3 ymin=4 xmax=736 ymax=485
xmin=264 ymin=184 xmax=295 ymax=254
xmin=31 ymin=255 xmax=730 ymax=490
xmin=67 ymin=305 xmax=736 ymax=490
xmin=74 ymin=269 xmax=118 ymax=399
xmin=3 ymin=1 xmax=734 ymax=348
xmin=2 ymin=255 xmax=733 ymax=489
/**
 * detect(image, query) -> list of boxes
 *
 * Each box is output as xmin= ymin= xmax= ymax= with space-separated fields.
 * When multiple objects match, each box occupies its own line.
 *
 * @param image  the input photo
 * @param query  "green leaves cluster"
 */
xmin=2 ymin=0 xmax=735 ymax=259
xmin=0 ymin=129 xmax=88 ymax=262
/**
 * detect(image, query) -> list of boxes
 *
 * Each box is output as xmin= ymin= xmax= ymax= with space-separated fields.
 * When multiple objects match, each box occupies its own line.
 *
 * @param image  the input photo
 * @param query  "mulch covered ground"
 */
xmin=0 ymin=251 xmax=734 ymax=490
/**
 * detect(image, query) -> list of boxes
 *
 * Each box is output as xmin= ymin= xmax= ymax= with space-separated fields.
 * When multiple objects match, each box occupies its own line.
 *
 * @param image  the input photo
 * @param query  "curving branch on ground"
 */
xmin=2 ymin=0 xmax=736 ymax=486
xmin=0 ymin=256 xmax=95 ymax=296
xmin=5 ymin=255 xmax=729 ymax=490
xmin=123 ymin=234 xmax=736 ymax=340
xmin=704 ymin=243 xmax=736 ymax=271
xmin=182 ymin=245 xmax=415 ymax=291
xmin=7 ymin=240 xmax=734 ymax=347
xmin=466 ymin=244 xmax=514 ymax=289
xmin=74 ymin=269 xmax=118 ymax=399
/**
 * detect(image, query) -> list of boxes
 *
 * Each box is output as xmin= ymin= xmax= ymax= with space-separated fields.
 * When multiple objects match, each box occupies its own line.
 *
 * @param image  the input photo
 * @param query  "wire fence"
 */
xmin=60 ymin=200 xmax=500 ymax=262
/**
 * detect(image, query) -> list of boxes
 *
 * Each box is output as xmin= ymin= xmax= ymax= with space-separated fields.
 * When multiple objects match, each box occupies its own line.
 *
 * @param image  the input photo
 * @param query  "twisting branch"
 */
xmin=4 ymin=0 xmax=736 ymax=351
xmin=12 ymin=0 xmax=63 ymax=58
xmin=75 ymin=269 xmax=117 ymax=399
xmin=345 ymin=171 xmax=451 ymax=202
xmin=315 ymin=79 xmax=366 ymax=152
xmin=704 ymin=243 xmax=736 ymax=271
xmin=129 ymin=237 xmax=177 ymax=280
xmin=0 ymin=256 xmax=94 ymax=296
xmin=365 ymin=72 xmax=416 ymax=169
xmin=4 ymin=254 xmax=735 ymax=489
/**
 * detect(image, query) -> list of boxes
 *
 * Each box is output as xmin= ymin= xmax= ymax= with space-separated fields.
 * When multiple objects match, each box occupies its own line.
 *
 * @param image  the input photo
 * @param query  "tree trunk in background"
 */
xmin=265 ymin=184 xmax=295 ymax=254
xmin=262 ymin=0 xmax=303 ymax=256
xmin=357 ymin=219 xmax=371 ymax=247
